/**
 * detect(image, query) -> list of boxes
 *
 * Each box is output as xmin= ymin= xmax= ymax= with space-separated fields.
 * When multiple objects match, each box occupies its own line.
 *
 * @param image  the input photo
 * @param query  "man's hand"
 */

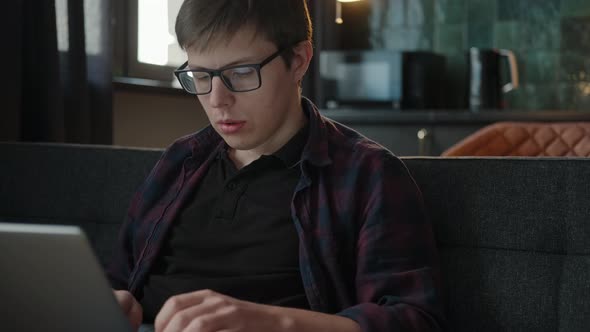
xmin=113 ymin=289 xmax=143 ymax=331
xmin=154 ymin=289 xmax=286 ymax=332
xmin=154 ymin=289 xmax=361 ymax=332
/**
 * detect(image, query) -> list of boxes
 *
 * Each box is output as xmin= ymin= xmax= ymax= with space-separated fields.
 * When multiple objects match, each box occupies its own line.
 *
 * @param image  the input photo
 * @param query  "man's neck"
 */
xmin=228 ymin=100 xmax=307 ymax=169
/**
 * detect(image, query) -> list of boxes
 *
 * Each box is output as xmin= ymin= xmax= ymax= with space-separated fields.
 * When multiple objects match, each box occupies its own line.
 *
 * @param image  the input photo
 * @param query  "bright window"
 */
xmin=137 ymin=0 xmax=185 ymax=67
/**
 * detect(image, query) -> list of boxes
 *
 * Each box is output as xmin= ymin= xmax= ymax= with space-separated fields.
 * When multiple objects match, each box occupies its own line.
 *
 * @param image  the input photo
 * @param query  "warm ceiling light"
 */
xmin=335 ymin=1 xmax=343 ymax=24
xmin=335 ymin=0 xmax=362 ymax=24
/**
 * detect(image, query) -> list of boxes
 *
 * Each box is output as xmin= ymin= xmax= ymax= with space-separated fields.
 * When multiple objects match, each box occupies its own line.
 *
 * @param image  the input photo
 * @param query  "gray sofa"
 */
xmin=1 ymin=142 xmax=589 ymax=331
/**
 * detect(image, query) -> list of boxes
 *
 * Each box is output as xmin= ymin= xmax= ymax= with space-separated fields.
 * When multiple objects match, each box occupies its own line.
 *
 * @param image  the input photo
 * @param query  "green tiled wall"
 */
xmin=359 ymin=0 xmax=590 ymax=110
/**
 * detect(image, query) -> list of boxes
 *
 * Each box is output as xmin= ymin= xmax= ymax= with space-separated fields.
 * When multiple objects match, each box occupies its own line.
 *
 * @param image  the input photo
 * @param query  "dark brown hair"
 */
xmin=175 ymin=0 xmax=312 ymax=67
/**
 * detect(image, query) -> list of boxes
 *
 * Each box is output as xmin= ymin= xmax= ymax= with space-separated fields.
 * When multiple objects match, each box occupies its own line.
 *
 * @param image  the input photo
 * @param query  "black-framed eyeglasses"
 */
xmin=174 ymin=48 xmax=286 ymax=95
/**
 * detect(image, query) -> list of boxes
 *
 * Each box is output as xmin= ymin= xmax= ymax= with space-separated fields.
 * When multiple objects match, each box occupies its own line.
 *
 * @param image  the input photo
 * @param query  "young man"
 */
xmin=109 ymin=1 xmax=444 ymax=331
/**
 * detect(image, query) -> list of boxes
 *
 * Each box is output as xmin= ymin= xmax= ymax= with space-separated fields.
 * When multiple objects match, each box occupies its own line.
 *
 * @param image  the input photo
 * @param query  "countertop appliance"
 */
xmin=320 ymin=50 xmax=446 ymax=110
xmin=467 ymin=48 xmax=519 ymax=111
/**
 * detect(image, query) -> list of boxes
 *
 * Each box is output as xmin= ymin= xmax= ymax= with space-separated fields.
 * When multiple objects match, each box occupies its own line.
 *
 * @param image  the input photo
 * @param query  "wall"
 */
xmin=335 ymin=0 xmax=590 ymax=110
xmin=113 ymin=90 xmax=209 ymax=148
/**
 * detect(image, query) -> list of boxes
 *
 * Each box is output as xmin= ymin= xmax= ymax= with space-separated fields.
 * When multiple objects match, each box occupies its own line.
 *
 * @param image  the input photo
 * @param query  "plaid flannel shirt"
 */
xmin=108 ymin=98 xmax=445 ymax=331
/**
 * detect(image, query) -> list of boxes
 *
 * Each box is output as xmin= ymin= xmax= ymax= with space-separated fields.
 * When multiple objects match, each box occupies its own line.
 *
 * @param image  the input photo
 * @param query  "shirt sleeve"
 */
xmin=105 ymin=134 xmax=209 ymax=293
xmin=336 ymin=150 xmax=445 ymax=331
xmin=106 ymin=190 xmax=143 ymax=291
xmin=105 ymin=148 xmax=169 ymax=292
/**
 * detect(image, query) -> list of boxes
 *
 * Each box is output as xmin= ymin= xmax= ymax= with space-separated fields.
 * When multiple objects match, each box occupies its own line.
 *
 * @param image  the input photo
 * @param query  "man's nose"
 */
xmin=208 ymin=76 xmax=233 ymax=107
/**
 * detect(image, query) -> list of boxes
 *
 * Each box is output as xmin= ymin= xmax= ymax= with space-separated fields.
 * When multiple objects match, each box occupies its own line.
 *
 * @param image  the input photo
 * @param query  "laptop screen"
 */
xmin=0 ymin=223 xmax=132 ymax=332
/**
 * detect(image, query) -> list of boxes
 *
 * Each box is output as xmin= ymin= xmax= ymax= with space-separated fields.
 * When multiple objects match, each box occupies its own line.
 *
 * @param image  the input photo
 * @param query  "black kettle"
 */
xmin=467 ymin=48 xmax=519 ymax=111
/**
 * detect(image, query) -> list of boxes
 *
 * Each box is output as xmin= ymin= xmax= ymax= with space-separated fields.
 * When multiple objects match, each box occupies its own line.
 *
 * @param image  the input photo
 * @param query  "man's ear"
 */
xmin=290 ymin=40 xmax=313 ymax=84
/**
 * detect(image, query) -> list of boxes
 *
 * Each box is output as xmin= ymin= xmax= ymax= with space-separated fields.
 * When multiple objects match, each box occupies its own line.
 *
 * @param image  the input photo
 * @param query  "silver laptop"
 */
xmin=0 ymin=222 xmax=132 ymax=332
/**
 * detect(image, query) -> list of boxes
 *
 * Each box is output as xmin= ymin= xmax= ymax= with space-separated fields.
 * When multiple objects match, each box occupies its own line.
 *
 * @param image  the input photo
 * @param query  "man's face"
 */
xmin=186 ymin=26 xmax=308 ymax=157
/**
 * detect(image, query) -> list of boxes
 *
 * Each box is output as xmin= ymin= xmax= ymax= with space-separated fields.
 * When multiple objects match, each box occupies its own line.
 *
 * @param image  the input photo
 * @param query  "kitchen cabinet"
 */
xmin=344 ymin=124 xmax=431 ymax=156
xmin=336 ymin=123 xmax=480 ymax=156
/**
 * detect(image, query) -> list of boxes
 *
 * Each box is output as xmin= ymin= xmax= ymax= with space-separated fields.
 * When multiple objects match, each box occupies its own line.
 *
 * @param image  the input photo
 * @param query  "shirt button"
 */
xmin=226 ymin=181 xmax=237 ymax=190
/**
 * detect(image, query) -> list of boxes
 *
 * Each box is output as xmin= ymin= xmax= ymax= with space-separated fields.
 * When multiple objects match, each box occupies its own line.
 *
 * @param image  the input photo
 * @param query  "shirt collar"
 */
xmin=300 ymin=97 xmax=332 ymax=167
xmin=272 ymin=122 xmax=309 ymax=167
xmin=189 ymin=97 xmax=333 ymax=168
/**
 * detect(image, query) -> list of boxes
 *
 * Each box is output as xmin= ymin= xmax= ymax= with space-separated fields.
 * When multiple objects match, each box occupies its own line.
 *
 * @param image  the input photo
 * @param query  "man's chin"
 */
xmin=222 ymin=138 xmax=253 ymax=152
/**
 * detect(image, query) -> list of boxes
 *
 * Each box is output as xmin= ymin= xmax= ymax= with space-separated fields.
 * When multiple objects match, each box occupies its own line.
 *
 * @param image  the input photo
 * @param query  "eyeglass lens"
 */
xmin=179 ymin=66 xmax=261 ymax=94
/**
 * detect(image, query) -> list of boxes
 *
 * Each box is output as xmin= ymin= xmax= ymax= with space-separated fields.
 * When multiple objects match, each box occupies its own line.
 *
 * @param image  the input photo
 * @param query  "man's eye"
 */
xmin=193 ymin=72 xmax=209 ymax=80
xmin=230 ymin=67 xmax=255 ymax=76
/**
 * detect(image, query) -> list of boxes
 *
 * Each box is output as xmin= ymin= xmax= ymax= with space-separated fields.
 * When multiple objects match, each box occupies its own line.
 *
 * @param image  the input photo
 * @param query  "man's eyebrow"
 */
xmin=188 ymin=55 xmax=260 ymax=70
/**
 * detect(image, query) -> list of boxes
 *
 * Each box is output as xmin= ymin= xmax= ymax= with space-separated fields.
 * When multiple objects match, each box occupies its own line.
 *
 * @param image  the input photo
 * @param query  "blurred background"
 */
xmin=3 ymin=0 xmax=590 ymax=155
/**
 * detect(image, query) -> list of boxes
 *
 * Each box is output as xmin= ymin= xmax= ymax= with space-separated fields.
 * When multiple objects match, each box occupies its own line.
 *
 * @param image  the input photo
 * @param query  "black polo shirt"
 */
xmin=141 ymin=125 xmax=310 ymax=322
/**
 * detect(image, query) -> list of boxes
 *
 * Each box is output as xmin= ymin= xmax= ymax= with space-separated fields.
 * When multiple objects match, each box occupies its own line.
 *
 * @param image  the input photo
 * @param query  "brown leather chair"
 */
xmin=442 ymin=122 xmax=590 ymax=157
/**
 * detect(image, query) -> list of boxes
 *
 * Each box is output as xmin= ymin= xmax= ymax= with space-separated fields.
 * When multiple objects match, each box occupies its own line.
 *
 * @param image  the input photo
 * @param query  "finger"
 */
xmin=113 ymin=291 xmax=143 ymax=331
xmin=181 ymin=306 xmax=238 ymax=332
xmin=129 ymin=298 xmax=143 ymax=331
xmin=114 ymin=290 xmax=133 ymax=314
xmin=164 ymin=295 xmax=232 ymax=332
xmin=155 ymin=289 xmax=218 ymax=332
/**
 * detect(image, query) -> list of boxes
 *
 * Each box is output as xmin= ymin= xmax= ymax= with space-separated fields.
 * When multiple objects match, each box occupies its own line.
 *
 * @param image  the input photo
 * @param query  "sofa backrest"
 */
xmin=404 ymin=157 xmax=590 ymax=331
xmin=0 ymin=142 xmax=162 ymax=266
xmin=1 ymin=142 xmax=589 ymax=331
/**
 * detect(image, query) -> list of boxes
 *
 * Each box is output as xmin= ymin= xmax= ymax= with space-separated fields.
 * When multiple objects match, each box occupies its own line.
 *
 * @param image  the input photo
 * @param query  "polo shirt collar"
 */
xmin=189 ymin=97 xmax=333 ymax=168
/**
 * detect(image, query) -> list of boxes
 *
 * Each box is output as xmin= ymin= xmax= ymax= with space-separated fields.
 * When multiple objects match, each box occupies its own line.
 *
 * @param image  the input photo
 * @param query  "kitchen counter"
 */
xmin=320 ymin=109 xmax=590 ymax=125
xmin=319 ymin=109 xmax=590 ymax=155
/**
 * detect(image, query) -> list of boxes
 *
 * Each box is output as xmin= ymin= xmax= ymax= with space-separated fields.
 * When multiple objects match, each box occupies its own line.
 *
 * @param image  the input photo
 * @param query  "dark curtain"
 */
xmin=2 ymin=0 xmax=112 ymax=144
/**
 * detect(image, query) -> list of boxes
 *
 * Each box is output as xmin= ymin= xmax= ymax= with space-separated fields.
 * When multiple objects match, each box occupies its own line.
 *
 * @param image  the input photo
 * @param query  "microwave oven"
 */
xmin=319 ymin=50 xmax=446 ymax=109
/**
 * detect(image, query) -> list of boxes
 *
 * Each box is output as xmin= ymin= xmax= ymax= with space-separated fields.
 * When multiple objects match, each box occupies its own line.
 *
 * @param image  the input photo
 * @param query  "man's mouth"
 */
xmin=217 ymin=120 xmax=246 ymax=134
